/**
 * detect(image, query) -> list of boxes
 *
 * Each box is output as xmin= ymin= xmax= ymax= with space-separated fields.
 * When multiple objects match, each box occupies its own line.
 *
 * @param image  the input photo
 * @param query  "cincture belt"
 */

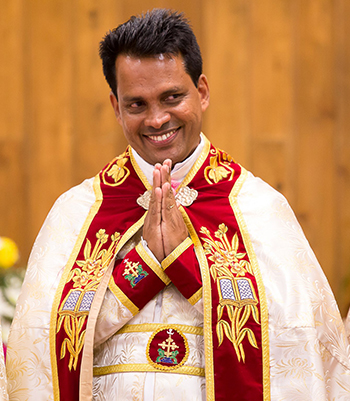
xmin=93 ymin=323 xmax=205 ymax=377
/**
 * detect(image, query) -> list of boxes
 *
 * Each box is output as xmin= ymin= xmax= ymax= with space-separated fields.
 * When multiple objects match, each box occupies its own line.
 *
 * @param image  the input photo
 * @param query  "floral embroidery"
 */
xmin=102 ymin=152 xmax=130 ymax=186
xmin=204 ymin=148 xmax=235 ymax=184
xmin=200 ymin=224 xmax=260 ymax=362
xmin=57 ymin=229 xmax=120 ymax=370
xmin=274 ymin=358 xmax=323 ymax=381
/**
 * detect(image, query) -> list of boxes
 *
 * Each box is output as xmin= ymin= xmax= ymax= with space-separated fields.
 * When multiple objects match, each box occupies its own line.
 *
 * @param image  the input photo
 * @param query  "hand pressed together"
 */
xmin=143 ymin=159 xmax=188 ymax=262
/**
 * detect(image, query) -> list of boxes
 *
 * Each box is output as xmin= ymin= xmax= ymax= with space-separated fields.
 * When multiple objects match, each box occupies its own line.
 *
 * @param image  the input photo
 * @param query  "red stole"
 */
xmin=52 ymin=142 xmax=269 ymax=400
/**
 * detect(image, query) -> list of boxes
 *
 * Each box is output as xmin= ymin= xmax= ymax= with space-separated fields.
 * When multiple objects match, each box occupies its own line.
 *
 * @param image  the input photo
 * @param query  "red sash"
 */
xmin=52 ymin=141 xmax=269 ymax=400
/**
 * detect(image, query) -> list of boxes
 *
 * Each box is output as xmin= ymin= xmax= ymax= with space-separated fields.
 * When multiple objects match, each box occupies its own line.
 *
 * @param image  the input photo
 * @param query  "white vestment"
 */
xmin=6 ymin=136 xmax=350 ymax=400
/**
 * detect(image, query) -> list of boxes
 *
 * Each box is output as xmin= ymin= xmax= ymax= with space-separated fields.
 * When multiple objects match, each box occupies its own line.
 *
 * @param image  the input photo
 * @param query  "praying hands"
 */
xmin=143 ymin=159 xmax=188 ymax=262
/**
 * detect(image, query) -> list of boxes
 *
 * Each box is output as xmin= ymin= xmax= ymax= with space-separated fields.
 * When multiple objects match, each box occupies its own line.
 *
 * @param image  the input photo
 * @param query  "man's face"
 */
xmin=110 ymin=54 xmax=209 ymax=166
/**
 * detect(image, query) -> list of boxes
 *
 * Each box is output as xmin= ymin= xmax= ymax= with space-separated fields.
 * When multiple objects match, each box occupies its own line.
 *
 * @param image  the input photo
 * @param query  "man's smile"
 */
xmin=146 ymin=127 xmax=180 ymax=143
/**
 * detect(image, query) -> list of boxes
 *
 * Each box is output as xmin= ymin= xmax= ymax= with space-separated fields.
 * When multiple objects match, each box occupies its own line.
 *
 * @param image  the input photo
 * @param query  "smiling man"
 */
xmin=6 ymin=9 xmax=350 ymax=401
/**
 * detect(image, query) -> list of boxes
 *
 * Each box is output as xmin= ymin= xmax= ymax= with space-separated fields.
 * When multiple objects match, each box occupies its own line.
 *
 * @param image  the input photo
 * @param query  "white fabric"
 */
xmin=346 ymin=308 xmax=350 ymax=344
xmin=6 ymin=178 xmax=96 ymax=400
xmin=5 ymin=147 xmax=350 ymax=400
xmin=93 ymin=285 xmax=206 ymax=401
xmin=238 ymin=173 xmax=350 ymax=399
xmin=0 ymin=319 xmax=8 ymax=401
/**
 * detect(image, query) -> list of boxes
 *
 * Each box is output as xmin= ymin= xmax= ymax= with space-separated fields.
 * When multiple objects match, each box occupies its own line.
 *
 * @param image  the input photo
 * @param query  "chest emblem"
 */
xmin=147 ymin=328 xmax=189 ymax=371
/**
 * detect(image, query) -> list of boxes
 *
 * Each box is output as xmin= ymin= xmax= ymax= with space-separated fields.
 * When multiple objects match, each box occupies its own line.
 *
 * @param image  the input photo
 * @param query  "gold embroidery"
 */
xmin=200 ymin=224 xmax=260 ymax=362
xmin=102 ymin=151 xmax=130 ymax=186
xmin=146 ymin=327 xmax=189 ymax=371
xmin=50 ymin=174 xmax=103 ymax=400
xmin=204 ymin=148 xmax=235 ymax=185
xmin=57 ymin=229 xmax=121 ymax=370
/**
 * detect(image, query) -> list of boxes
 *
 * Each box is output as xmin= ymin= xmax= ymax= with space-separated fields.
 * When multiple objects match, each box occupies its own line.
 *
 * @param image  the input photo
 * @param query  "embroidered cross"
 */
xmin=157 ymin=329 xmax=179 ymax=364
xmin=122 ymin=259 xmax=148 ymax=287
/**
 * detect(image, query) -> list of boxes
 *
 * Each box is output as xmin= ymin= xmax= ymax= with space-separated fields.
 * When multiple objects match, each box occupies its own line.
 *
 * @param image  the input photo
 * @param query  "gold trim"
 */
xmin=80 ymin=257 xmax=115 ymax=400
xmin=188 ymin=287 xmax=203 ymax=306
xmin=101 ymin=155 xmax=130 ymax=187
xmin=50 ymin=174 xmax=103 ymax=401
xmin=93 ymin=363 xmax=205 ymax=377
xmin=228 ymin=166 xmax=271 ymax=400
xmin=116 ymin=323 xmax=203 ymax=336
xmin=135 ymin=242 xmax=171 ymax=285
xmin=107 ymin=212 xmax=149 ymax=315
xmin=179 ymin=133 xmax=211 ymax=190
xmin=108 ymin=279 xmax=139 ymax=316
xmin=178 ymin=206 xmax=215 ymax=401
xmin=161 ymin=236 xmax=192 ymax=270
xmin=129 ymin=146 xmax=152 ymax=191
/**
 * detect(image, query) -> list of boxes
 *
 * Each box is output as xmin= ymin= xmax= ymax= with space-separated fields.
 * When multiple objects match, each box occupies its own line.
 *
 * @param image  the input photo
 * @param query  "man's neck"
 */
xmin=131 ymin=134 xmax=204 ymax=186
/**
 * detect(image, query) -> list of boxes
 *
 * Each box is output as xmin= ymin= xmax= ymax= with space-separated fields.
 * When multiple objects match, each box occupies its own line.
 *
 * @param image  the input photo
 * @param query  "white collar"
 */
xmin=131 ymin=134 xmax=204 ymax=186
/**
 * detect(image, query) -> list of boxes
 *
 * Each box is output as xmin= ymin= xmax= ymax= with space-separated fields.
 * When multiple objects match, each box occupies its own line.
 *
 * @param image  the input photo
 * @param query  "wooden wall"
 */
xmin=1 ymin=0 xmax=349 ymax=315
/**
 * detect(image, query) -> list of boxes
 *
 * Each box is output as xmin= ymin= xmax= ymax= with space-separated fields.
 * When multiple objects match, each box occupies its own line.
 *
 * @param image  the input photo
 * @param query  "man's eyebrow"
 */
xmin=162 ymin=86 xmax=184 ymax=96
xmin=122 ymin=95 xmax=144 ymax=103
xmin=121 ymin=86 xmax=186 ymax=103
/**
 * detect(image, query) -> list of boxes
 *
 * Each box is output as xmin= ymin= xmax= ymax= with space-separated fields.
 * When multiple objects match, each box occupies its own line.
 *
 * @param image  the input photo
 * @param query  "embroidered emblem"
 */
xmin=122 ymin=258 xmax=148 ymax=287
xmin=102 ymin=151 xmax=130 ymax=186
xmin=204 ymin=148 xmax=235 ymax=185
xmin=176 ymin=186 xmax=198 ymax=206
xmin=200 ymin=224 xmax=260 ymax=362
xmin=57 ymin=229 xmax=121 ymax=370
xmin=137 ymin=186 xmax=198 ymax=210
xmin=147 ymin=327 xmax=189 ymax=371
xmin=136 ymin=190 xmax=151 ymax=210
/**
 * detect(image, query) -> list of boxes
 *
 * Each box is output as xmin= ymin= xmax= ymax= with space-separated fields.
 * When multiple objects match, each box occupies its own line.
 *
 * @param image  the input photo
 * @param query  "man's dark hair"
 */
xmin=99 ymin=9 xmax=203 ymax=97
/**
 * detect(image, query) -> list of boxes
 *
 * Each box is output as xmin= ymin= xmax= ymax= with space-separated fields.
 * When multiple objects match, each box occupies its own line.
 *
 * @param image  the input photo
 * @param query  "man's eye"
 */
xmin=165 ymin=94 xmax=182 ymax=102
xmin=130 ymin=101 xmax=144 ymax=108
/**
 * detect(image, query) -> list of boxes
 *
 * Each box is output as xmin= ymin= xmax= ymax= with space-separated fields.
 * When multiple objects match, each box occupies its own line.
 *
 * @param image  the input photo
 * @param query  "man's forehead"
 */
xmin=115 ymin=53 xmax=190 ymax=95
xmin=115 ymin=53 xmax=184 ymax=70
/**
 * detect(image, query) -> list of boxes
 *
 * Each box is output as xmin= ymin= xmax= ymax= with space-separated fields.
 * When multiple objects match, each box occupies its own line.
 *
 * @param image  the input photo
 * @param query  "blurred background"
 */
xmin=0 ymin=0 xmax=349 ymax=316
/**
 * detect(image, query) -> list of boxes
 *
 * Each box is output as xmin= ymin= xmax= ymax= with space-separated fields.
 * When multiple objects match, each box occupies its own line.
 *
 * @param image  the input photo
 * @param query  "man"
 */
xmin=6 ymin=9 xmax=350 ymax=401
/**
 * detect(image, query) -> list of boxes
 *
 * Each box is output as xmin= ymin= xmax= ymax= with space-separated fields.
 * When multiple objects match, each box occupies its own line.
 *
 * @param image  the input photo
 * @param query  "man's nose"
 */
xmin=144 ymin=105 xmax=171 ymax=129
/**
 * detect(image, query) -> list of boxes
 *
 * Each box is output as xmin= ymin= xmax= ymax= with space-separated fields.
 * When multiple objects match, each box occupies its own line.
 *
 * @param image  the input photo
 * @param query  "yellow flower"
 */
xmin=96 ymin=229 xmax=108 ymax=244
xmin=206 ymin=156 xmax=230 ymax=184
xmin=230 ymin=262 xmax=245 ymax=275
xmin=72 ymin=270 xmax=90 ymax=288
xmin=209 ymin=252 xmax=226 ymax=267
xmin=0 ymin=237 xmax=19 ymax=269
xmin=107 ymin=158 xmax=128 ymax=183
xmin=77 ymin=258 xmax=101 ymax=273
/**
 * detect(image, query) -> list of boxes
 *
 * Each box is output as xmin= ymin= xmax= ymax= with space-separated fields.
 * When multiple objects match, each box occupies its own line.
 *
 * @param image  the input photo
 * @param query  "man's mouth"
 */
xmin=147 ymin=128 xmax=179 ymax=142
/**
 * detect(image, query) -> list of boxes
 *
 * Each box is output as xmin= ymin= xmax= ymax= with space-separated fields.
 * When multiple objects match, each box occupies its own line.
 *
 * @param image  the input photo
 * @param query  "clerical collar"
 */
xmin=131 ymin=134 xmax=205 ymax=187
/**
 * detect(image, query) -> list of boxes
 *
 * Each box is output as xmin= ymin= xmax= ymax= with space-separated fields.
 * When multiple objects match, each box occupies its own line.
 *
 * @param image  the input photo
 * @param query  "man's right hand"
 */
xmin=143 ymin=163 xmax=165 ymax=262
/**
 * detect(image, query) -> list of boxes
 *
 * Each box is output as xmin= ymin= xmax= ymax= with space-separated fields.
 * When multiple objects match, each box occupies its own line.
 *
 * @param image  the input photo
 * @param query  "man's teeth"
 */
xmin=149 ymin=129 xmax=177 ymax=142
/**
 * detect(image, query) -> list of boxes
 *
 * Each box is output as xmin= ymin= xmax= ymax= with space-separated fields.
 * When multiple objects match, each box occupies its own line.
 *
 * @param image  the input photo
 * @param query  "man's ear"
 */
xmin=197 ymin=74 xmax=210 ymax=112
xmin=109 ymin=92 xmax=121 ymax=123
